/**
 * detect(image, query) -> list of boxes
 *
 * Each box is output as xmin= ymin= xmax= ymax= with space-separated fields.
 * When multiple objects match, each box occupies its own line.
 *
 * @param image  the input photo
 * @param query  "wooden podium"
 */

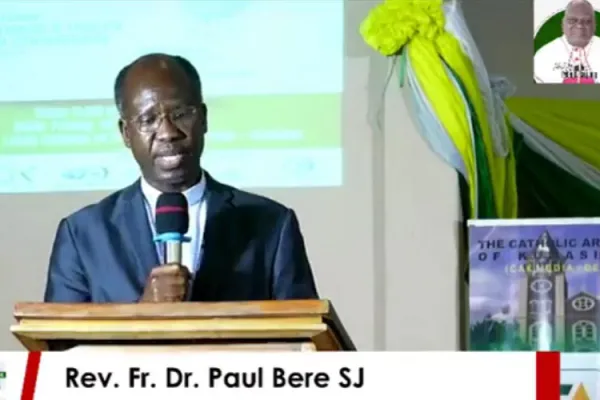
xmin=11 ymin=300 xmax=355 ymax=352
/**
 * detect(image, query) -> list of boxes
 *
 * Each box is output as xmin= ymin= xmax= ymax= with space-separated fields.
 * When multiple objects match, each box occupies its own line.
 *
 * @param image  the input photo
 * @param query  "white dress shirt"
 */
xmin=140 ymin=173 xmax=208 ymax=275
xmin=534 ymin=36 xmax=600 ymax=83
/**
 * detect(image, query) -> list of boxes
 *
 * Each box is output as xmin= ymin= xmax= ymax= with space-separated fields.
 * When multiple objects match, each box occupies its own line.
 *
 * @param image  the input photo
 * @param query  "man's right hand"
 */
xmin=140 ymin=263 xmax=190 ymax=302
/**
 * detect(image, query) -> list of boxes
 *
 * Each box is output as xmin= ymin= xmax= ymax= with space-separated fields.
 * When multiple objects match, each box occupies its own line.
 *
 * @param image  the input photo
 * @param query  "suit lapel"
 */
xmin=113 ymin=180 xmax=160 ymax=289
xmin=192 ymin=174 xmax=235 ymax=301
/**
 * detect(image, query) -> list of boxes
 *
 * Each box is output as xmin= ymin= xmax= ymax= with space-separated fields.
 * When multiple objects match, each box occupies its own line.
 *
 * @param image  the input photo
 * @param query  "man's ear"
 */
xmin=118 ymin=119 xmax=131 ymax=148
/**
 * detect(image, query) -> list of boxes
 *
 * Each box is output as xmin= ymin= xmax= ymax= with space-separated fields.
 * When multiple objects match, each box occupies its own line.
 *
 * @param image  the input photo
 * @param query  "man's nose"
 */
xmin=155 ymin=117 xmax=184 ymax=141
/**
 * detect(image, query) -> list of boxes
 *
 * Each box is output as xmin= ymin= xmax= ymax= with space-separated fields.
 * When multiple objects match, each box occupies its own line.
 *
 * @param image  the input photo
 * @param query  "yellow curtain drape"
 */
xmin=361 ymin=0 xmax=517 ymax=218
xmin=507 ymin=97 xmax=600 ymax=170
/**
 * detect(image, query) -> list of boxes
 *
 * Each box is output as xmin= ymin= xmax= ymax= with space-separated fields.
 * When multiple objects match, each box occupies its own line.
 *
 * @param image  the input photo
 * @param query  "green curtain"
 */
xmin=514 ymin=133 xmax=600 ymax=218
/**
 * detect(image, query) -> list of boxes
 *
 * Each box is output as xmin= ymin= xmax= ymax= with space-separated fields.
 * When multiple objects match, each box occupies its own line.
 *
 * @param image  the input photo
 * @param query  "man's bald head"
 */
xmin=563 ymin=0 xmax=596 ymax=48
xmin=566 ymin=0 xmax=594 ymax=12
xmin=114 ymin=53 xmax=202 ymax=116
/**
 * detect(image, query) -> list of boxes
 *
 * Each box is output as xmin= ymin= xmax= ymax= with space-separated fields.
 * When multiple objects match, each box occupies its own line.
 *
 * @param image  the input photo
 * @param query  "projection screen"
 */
xmin=0 ymin=0 xmax=343 ymax=193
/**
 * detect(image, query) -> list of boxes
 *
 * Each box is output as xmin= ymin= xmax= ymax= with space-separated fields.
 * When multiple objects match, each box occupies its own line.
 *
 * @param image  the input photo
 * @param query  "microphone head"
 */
xmin=155 ymin=193 xmax=189 ymax=235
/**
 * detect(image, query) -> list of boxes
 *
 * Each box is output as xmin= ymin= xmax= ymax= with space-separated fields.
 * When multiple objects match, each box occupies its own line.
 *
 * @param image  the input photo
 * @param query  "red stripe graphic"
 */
xmin=536 ymin=351 xmax=560 ymax=400
xmin=156 ymin=206 xmax=186 ymax=214
xmin=21 ymin=352 xmax=41 ymax=400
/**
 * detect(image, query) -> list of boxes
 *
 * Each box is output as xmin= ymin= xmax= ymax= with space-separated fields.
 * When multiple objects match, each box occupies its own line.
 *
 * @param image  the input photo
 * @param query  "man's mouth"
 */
xmin=155 ymin=153 xmax=188 ymax=170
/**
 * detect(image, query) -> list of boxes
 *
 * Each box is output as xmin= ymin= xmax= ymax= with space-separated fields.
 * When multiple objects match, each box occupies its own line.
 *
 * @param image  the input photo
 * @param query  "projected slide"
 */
xmin=0 ymin=0 xmax=343 ymax=193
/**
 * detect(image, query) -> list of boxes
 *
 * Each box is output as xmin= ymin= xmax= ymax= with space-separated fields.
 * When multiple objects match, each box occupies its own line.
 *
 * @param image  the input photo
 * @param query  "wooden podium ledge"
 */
xmin=12 ymin=299 xmax=356 ymax=352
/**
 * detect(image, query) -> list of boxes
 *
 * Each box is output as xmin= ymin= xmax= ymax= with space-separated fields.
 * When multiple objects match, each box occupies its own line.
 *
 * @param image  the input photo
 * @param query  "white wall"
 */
xmin=0 ymin=0 xmax=471 ymax=351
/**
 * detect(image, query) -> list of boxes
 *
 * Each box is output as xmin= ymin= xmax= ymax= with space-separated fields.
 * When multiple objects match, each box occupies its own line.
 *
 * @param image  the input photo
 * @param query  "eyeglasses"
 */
xmin=565 ymin=17 xmax=594 ymax=27
xmin=127 ymin=105 xmax=200 ymax=133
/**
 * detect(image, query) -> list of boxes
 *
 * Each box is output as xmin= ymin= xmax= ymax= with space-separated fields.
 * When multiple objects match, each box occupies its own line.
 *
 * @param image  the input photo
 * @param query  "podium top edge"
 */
xmin=14 ymin=299 xmax=332 ymax=321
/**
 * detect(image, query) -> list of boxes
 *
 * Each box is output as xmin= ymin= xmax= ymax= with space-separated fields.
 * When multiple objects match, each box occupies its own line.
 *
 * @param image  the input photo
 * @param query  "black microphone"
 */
xmin=154 ymin=193 xmax=190 ymax=264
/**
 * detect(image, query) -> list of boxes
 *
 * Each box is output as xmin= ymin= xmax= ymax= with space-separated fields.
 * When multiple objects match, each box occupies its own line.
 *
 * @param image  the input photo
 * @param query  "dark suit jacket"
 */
xmin=44 ymin=174 xmax=318 ymax=302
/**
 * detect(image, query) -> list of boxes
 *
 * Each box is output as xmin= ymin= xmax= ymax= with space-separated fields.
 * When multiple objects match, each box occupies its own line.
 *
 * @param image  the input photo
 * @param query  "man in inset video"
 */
xmin=535 ymin=0 xmax=599 ymax=84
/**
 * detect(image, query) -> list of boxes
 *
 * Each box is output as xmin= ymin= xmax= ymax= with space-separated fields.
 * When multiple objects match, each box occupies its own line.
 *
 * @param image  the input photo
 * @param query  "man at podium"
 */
xmin=43 ymin=53 xmax=318 ymax=304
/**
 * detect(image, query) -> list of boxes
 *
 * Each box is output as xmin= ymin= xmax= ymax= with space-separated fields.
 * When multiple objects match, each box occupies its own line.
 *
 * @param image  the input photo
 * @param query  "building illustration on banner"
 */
xmin=534 ymin=0 xmax=600 ymax=84
xmin=469 ymin=220 xmax=600 ymax=352
xmin=516 ymin=231 xmax=599 ymax=352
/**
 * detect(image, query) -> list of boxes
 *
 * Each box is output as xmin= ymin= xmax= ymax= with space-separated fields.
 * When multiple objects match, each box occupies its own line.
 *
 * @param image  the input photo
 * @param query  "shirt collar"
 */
xmin=141 ymin=172 xmax=207 ymax=213
xmin=562 ymin=35 xmax=594 ymax=54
